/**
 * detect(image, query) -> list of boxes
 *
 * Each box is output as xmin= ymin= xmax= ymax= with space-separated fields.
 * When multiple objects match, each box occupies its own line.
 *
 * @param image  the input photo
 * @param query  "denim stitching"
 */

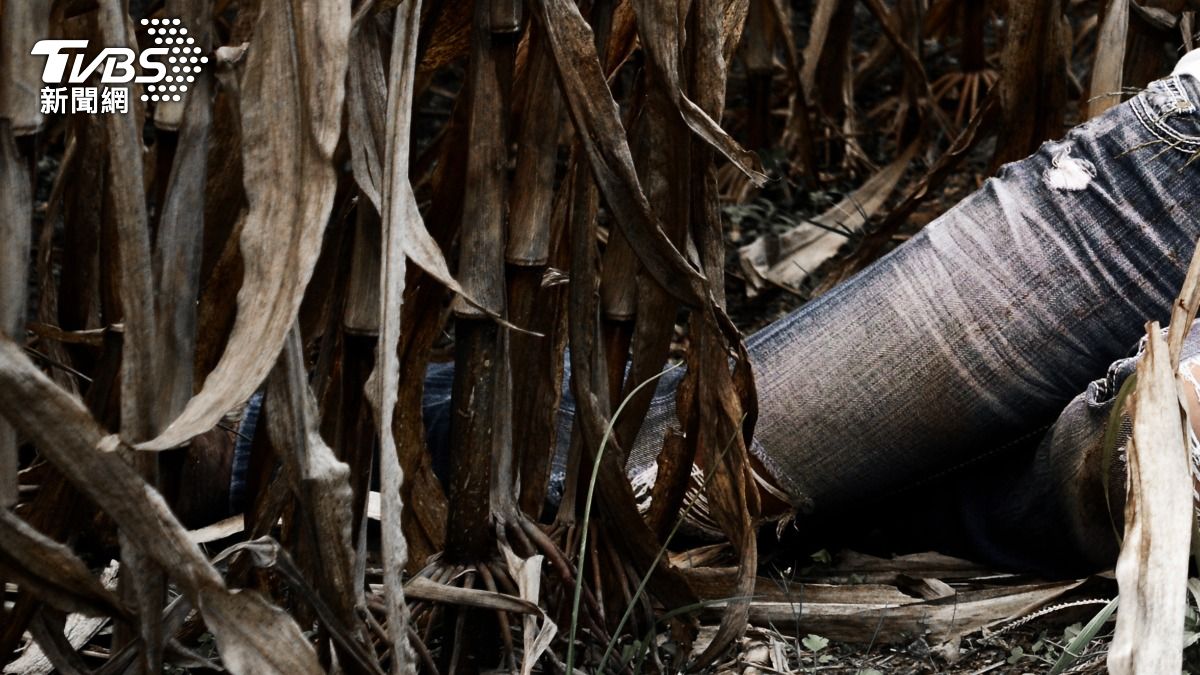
xmin=1164 ymin=75 xmax=1197 ymax=113
xmin=1132 ymin=99 xmax=1200 ymax=148
xmin=1134 ymin=78 xmax=1198 ymax=136
xmin=1131 ymin=104 xmax=1200 ymax=154
xmin=1131 ymin=77 xmax=1200 ymax=152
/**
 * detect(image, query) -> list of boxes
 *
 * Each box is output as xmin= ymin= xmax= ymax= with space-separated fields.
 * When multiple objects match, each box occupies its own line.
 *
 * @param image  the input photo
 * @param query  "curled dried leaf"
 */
xmin=1108 ymin=325 xmax=1192 ymax=675
xmin=139 ymin=0 xmax=351 ymax=453
xmin=0 ymin=338 xmax=323 ymax=675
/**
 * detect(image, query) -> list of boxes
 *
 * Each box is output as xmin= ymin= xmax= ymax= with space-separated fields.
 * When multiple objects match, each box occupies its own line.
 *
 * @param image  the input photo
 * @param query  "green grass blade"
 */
xmin=597 ymin=418 xmax=745 ymax=673
xmin=1048 ymin=596 xmax=1118 ymax=675
xmin=565 ymin=362 xmax=683 ymax=674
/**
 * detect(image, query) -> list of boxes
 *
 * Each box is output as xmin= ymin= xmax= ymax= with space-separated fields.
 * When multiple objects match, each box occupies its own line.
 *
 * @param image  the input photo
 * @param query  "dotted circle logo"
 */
xmin=138 ymin=18 xmax=208 ymax=102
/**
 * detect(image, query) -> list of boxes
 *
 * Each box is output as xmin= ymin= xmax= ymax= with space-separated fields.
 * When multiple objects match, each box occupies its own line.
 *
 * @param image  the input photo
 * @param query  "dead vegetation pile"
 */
xmin=4 ymin=0 xmax=1200 ymax=673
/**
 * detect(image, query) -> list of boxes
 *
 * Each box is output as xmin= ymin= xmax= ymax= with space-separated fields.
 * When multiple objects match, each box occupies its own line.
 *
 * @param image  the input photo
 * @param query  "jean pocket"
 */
xmin=1131 ymin=75 xmax=1200 ymax=153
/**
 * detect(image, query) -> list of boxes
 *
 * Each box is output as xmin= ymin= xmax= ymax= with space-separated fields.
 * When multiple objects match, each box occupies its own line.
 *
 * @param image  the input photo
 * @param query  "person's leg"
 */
xmin=855 ymin=321 xmax=1200 ymax=577
xmin=616 ymin=73 xmax=1200 ymax=569
xmin=416 ymin=73 xmax=1200 ymax=570
xmin=718 ymin=73 xmax=1200 ymax=517
xmin=898 ymin=353 xmax=1132 ymax=577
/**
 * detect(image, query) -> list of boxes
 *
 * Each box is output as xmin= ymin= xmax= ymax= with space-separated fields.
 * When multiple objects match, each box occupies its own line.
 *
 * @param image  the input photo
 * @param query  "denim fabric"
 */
xmin=741 ymin=74 xmax=1200 ymax=512
xmin=866 ymin=324 xmax=1200 ymax=576
xmin=729 ymin=74 xmax=1200 ymax=574
xmin=229 ymin=390 xmax=263 ymax=514
xmin=208 ymin=73 xmax=1200 ymax=574
xmin=416 ymin=74 xmax=1200 ymax=573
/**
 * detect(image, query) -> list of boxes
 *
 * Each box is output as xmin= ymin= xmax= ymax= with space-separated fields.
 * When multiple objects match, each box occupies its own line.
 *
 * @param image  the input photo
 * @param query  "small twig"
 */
xmin=477 ymin=562 xmax=518 ymax=673
xmin=23 ymin=346 xmax=93 ymax=383
xmin=407 ymin=625 xmax=441 ymax=675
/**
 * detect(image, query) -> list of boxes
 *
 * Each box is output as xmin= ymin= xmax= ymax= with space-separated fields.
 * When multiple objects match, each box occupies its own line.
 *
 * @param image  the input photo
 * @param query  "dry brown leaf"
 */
xmin=679 ymin=2 xmax=762 ymax=663
xmin=154 ymin=39 xmax=212 ymax=421
xmin=360 ymin=2 xmax=428 ymax=672
xmin=403 ymin=577 xmax=540 ymax=615
xmin=0 ymin=337 xmax=323 ymax=674
xmin=265 ymin=327 xmax=360 ymax=628
xmin=352 ymin=0 xmax=502 ymax=317
xmin=630 ymin=0 xmax=767 ymax=186
xmin=703 ymin=579 xmax=1085 ymax=645
xmin=562 ymin=154 xmax=695 ymax=618
xmin=95 ymin=4 xmax=165 ymax=668
xmin=416 ymin=0 xmax=472 ymax=80
xmin=532 ymin=0 xmax=710 ymax=310
xmin=1108 ymin=324 xmax=1192 ymax=675
xmin=605 ymin=91 xmax=687 ymax=455
xmin=213 ymin=538 xmax=384 ymax=675
xmin=342 ymin=21 xmax=390 ymax=336
xmin=500 ymin=543 xmax=557 ymax=675
xmin=0 ymin=123 xmax=29 ymax=508
xmin=347 ymin=15 xmax=390 ymax=215
xmin=603 ymin=0 xmax=642 ymax=74
xmin=138 ymin=0 xmax=350 ymax=452
xmin=0 ymin=1 xmax=49 ymax=135
xmin=738 ymin=141 xmax=919 ymax=292
xmin=1089 ymin=0 xmax=1129 ymax=119
xmin=97 ymin=0 xmax=157 ymax=442
xmin=198 ymin=588 xmax=324 ymax=675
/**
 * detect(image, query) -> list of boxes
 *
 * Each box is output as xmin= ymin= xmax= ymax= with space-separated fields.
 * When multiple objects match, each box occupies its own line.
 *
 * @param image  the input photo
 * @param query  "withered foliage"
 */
xmin=1 ymin=0 xmax=1197 ymax=673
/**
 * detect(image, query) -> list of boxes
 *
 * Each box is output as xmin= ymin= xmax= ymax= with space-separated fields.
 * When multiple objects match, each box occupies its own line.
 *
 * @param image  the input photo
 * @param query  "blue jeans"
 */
xmin=415 ymin=74 xmax=1200 ymax=571
xmin=420 ymin=74 xmax=1200 ymax=576
xmin=746 ymin=73 xmax=1200 ymax=572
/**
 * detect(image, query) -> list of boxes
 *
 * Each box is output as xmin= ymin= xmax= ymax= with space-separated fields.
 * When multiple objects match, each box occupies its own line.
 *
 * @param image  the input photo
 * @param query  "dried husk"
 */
xmin=1088 ymin=0 xmax=1129 ymax=119
xmin=0 ymin=338 xmax=323 ymax=675
xmin=138 ymin=0 xmax=351 ymax=453
xmin=0 ymin=123 xmax=29 ymax=508
xmin=1107 ymin=325 xmax=1192 ymax=675
xmin=265 ymin=328 xmax=361 ymax=641
xmin=0 ymin=0 xmax=49 ymax=135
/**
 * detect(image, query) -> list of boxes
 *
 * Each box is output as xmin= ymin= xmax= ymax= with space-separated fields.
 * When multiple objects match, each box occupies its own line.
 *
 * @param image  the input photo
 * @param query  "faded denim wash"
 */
xmin=419 ymin=74 xmax=1200 ymax=575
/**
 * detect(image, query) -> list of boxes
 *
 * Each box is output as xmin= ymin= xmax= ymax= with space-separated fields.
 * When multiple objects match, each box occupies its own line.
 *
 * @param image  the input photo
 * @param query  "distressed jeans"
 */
xmin=421 ymin=74 xmax=1200 ymax=577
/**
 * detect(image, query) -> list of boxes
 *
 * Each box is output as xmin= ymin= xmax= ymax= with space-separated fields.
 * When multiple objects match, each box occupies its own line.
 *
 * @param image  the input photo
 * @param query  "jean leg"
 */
xmin=422 ymin=353 xmax=684 ymax=503
xmin=740 ymin=74 xmax=1200 ymax=518
xmin=869 ymin=321 xmax=1200 ymax=577
xmin=419 ymin=75 xmax=1200 ymax=574
xmin=423 ymin=361 xmax=455 ymax=483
